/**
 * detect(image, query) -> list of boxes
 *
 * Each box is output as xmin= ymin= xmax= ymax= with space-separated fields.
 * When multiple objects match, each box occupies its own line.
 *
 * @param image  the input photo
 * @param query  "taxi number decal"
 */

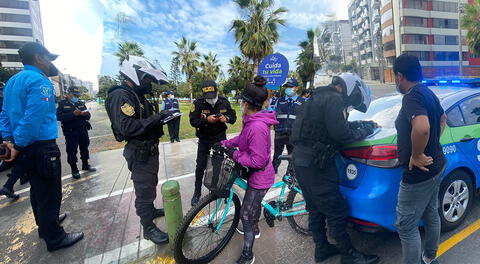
xmin=443 ymin=145 xmax=457 ymax=155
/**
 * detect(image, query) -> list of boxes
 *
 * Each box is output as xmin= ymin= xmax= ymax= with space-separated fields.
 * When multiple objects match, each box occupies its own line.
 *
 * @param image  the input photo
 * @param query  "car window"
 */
xmin=459 ymin=95 xmax=480 ymax=126
xmin=348 ymin=95 xmax=402 ymax=128
xmin=446 ymin=106 xmax=465 ymax=127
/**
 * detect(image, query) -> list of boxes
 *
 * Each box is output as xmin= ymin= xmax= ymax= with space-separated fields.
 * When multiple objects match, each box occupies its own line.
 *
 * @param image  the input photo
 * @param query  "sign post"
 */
xmin=257 ymin=53 xmax=289 ymax=90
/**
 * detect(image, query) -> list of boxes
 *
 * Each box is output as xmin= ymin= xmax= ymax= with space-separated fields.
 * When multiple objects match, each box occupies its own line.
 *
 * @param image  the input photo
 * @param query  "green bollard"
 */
xmin=161 ymin=180 xmax=183 ymax=250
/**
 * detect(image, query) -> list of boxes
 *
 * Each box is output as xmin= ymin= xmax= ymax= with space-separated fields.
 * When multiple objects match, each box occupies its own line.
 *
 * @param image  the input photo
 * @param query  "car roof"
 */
xmin=430 ymin=87 xmax=480 ymax=110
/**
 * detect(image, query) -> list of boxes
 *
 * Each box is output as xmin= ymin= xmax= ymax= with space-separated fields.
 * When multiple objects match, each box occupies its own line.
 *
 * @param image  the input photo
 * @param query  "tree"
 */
xmin=296 ymin=29 xmax=321 ymax=89
xmin=328 ymin=55 xmax=343 ymax=73
xmin=228 ymin=56 xmax=244 ymax=78
xmin=170 ymin=57 xmax=181 ymax=86
xmin=172 ymin=37 xmax=200 ymax=102
xmin=115 ymin=41 xmax=144 ymax=65
xmin=97 ymin=75 xmax=119 ymax=98
xmin=230 ymin=0 xmax=287 ymax=75
xmin=200 ymin=52 xmax=221 ymax=81
xmin=461 ymin=0 xmax=480 ymax=55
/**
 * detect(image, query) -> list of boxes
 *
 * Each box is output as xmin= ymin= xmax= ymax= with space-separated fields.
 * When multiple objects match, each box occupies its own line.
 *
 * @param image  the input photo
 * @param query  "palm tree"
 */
xmin=115 ymin=41 xmax=144 ymax=65
xmin=461 ymin=0 xmax=480 ymax=55
xmin=230 ymin=0 xmax=287 ymax=76
xmin=296 ymin=29 xmax=321 ymax=89
xmin=228 ymin=56 xmax=244 ymax=78
xmin=200 ymin=52 xmax=221 ymax=81
xmin=172 ymin=37 xmax=200 ymax=102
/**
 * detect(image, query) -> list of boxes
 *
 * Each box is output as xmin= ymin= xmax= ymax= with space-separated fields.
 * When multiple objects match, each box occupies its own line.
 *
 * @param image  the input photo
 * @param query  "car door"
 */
xmin=448 ymin=94 xmax=480 ymax=175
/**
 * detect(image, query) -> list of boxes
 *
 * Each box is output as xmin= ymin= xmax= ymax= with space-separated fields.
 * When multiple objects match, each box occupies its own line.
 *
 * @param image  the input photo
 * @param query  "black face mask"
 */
xmin=47 ymin=62 xmax=59 ymax=77
xmin=135 ymin=80 xmax=153 ymax=95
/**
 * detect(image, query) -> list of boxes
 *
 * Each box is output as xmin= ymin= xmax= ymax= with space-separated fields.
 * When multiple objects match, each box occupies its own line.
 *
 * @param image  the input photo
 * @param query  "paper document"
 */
xmin=366 ymin=128 xmax=381 ymax=139
xmin=163 ymin=112 xmax=183 ymax=123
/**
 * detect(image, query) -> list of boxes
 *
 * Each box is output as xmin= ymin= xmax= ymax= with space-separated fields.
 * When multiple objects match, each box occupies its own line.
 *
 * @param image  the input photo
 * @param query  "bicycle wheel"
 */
xmin=173 ymin=191 xmax=241 ymax=264
xmin=286 ymin=188 xmax=311 ymax=236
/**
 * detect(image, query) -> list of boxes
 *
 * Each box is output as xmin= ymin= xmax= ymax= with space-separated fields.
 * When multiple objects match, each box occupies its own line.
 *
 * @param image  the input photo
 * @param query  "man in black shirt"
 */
xmin=393 ymin=54 xmax=447 ymax=264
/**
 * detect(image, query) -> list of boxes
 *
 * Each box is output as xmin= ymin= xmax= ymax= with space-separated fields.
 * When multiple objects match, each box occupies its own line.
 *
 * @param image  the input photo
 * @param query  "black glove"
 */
xmin=360 ymin=126 xmax=375 ymax=138
xmin=212 ymin=142 xmax=224 ymax=153
xmin=156 ymin=110 xmax=173 ymax=124
xmin=224 ymin=147 xmax=236 ymax=158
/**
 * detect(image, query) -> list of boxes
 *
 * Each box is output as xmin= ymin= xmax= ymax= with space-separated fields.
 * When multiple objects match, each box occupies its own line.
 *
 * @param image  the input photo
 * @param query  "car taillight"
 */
xmin=341 ymin=145 xmax=399 ymax=168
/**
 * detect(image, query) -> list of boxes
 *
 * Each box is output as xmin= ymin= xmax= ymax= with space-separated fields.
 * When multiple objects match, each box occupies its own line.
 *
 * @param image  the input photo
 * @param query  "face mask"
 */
xmin=285 ymin=88 xmax=294 ymax=97
xmin=136 ymin=80 xmax=153 ymax=95
xmin=47 ymin=62 xmax=59 ymax=77
xmin=71 ymin=97 xmax=79 ymax=103
xmin=169 ymin=95 xmax=174 ymax=99
xmin=206 ymin=96 xmax=218 ymax=106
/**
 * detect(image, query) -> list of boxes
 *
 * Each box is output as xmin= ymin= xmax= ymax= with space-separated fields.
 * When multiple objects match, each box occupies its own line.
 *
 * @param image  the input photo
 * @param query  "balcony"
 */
xmin=372 ymin=0 xmax=380 ymax=9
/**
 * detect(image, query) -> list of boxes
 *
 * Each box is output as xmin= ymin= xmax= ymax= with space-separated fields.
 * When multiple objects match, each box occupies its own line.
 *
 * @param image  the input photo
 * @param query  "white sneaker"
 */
xmin=236 ymin=224 xmax=261 ymax=239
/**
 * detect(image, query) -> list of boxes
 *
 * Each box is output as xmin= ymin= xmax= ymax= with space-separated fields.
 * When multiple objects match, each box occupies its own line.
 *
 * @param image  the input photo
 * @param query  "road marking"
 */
xmin=85 ymin=172 xmax=195 ymax=203
xmin=437 ymin=218 xmax=480 ymax=257
xmin=0 ymin=196 xmax=29 ymax=209
xmin=84 ymin=238 xmax=155 ymax=264
xmin=0 ymin=171 xmax=100 ymax=202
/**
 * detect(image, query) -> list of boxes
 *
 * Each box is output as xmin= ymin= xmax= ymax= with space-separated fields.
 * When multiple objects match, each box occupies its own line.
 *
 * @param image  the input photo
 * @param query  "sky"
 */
xmin=40 ymin=0 xmax=348 ymax=91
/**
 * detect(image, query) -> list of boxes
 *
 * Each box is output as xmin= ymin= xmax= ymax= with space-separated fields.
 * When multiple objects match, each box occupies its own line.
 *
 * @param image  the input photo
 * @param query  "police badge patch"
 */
xmin=121 ymin=103 xmax=135 ymax=116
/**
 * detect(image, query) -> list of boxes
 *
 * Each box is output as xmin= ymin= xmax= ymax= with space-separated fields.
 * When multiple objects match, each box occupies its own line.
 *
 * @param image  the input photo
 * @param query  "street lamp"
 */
xmin=458 ymin=2 xmax=465 ymax=76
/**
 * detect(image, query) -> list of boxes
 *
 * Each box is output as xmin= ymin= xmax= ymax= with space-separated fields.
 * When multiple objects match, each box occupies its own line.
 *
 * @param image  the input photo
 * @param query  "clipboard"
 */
xmin=163 ymin=112 xmax=183 ymax=123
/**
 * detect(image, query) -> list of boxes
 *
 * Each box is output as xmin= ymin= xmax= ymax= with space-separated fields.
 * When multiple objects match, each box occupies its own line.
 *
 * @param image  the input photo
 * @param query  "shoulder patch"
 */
xmin=190 ymin=104 xmax=195 ymax=113
xmin=121 ymin=103 xmax=135 ymax=117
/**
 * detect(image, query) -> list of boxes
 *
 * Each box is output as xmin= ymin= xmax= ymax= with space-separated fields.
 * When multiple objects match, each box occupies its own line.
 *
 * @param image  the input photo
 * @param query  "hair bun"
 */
xmin=253 ymin=76 xmax=267 ymax=87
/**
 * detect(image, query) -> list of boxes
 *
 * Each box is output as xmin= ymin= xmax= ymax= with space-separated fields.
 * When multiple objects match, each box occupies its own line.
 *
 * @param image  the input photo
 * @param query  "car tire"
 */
xmin=439 ymin=170 xmax=474 ymax=232
xmin=0 ymin=160 xmax=11 ymax=172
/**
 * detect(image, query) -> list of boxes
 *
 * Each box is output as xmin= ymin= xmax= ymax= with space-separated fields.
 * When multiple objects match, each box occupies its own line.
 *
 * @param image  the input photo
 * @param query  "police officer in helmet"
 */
xmin=291 ymin=73 xmax=379 ymax=264
xmin=190 ymin=80 xmax=236 ymax=206
xmin=106 ymin=55 xmax=176 ymax=244
xmin=57 ymin=86 xmax=96 ymax=179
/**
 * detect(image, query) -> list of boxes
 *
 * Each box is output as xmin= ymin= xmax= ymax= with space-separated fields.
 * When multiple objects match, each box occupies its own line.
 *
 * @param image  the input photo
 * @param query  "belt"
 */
xmin=26 ymin=139 xmax=56 ymax=149
xmin=129 ymin=139 xmax=159 ymax=147
xmin=277 ymin=114 xmax=296 ymax=120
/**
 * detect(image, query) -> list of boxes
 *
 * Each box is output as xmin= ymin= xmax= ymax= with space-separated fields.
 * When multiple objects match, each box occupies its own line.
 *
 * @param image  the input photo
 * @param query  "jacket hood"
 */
xmin=243 ymin=110 xmax=279 ymax=126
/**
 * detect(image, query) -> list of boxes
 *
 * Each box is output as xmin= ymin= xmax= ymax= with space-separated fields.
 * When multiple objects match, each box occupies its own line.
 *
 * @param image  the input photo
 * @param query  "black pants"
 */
xmin=240 ymin=186 xmax=269 ymax=259
xmin=21 ymin=140 xmax=66 ymax=245
xmin=272 ymin=133 xmax=294 ymax=173
xmin=124 ymin=142 xmax=159 ymax=227
xmin=194 ymin=138 xmax=225 ymax=193
xmin=293 ymin=158 xmax=353 ymax=253
xmin=167 ymin=116 xmax=181 ymax=141
xmin=3 ymin=162 xmax=26 ymax=191
xmin=64 ymin=129 xmax=90 ymax=169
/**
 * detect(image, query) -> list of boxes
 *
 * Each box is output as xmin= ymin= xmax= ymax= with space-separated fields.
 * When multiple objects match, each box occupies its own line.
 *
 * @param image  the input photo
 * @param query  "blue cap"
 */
xmin=283 ymin=78 xmax=299 ymax=87
xmin=165 ymin=90 xmax=174 ymax=95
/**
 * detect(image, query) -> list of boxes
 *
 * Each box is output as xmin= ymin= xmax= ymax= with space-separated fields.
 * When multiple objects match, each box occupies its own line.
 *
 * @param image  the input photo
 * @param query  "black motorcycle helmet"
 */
xmin=242 ymin=76 xmax=268 ymax=110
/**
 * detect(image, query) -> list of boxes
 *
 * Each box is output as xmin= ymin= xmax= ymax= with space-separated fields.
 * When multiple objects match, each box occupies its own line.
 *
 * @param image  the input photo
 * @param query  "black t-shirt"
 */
xmin=395 ymin=84 xmax=446 ymax=184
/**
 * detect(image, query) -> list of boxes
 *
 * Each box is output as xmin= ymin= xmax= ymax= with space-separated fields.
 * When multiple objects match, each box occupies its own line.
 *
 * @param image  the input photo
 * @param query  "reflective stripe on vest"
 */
xmin=277 ymin=114 xmax=296 ymax=120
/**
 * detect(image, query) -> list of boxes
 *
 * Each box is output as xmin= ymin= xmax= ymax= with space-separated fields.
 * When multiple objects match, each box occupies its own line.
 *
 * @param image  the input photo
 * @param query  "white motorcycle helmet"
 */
xmin=331 ymin=72 xmax=371 ymax=113
xmin=120 ymin=55 xmax=168 ymax=86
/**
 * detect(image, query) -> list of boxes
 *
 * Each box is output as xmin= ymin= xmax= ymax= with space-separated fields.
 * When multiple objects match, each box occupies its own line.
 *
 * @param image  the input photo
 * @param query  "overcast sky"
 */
xmin=40 ymin=0 xmax=348 ymax=91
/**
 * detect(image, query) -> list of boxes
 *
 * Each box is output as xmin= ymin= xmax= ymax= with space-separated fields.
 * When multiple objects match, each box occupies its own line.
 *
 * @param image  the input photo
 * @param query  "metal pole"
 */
xmin=458 ymin=2 xmax=464 ymax=76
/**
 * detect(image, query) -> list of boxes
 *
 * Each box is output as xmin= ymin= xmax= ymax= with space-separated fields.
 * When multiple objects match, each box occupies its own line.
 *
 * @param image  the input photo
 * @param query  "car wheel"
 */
xmin=439 ymin=170 xmax=474 ymax=232
xmin=0 ymin=160 xmax=11 ymax=172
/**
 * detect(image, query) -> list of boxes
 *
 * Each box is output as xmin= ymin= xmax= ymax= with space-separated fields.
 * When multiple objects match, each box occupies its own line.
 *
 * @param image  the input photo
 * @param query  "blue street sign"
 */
xmin=258 ymin=53 xmax=289 ymax=90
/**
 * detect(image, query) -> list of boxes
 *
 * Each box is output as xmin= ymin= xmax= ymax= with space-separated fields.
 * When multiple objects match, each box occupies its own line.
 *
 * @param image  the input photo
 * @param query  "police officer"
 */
xmin=300 ymin=88 xmax=311 ymax=101
xmin=291 ymin=73 xmax=379 ymax=264
xmin=267 ymin=91 xmax=280 ymax=111
xmin=190 ymin=80 xmax=236 ymax=206
xmin=57 ymin=86 xmax=96 ymax=179
xmin=272 ymin=78 xmax=305 ymax=173
xmin=106 ymin=55 xmax=174 ymax=244
xmin=161 ymin=90 xmax=181 ymax=143
xmin=0 ymin=42 xmax=83 ymax=251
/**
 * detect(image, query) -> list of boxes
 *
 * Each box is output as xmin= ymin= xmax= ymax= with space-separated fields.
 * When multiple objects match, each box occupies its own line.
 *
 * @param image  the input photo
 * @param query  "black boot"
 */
xmin=71 ymin=164 xmax=80 ymax=179
xmin=82 ymin=162 xmax=96 ymax=172
xmin=341 ymin=248 xmax=379 ymax=264
xmin=143 ymin=224 xmax=168 ymax=244
xmin=152 ymin=208 xmax=165 ymax=218
xmin=47 ymin=232 xmax=84 ymax=252
xmin=0 ymin=187 xmax=19 ymax=200
xmin=191 ymin=190 xmax=201 ymax=207
xmin=315 ymin=243 xmax=339 ymax=263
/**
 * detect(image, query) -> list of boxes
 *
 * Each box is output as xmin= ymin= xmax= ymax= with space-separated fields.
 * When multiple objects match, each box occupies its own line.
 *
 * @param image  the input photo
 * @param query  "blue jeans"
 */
xmin=395 ymin=166 xmax=445 ymax=264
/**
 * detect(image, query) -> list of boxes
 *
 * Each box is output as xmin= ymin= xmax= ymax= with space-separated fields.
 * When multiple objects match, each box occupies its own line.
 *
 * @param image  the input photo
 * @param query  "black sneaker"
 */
xmin=143 ymin=224 xmax=168 ymax=244
xmin=82 ymin=164 xmax=96 ymax=172
xmin=191 ymin=193 xmax=201 ymax=207
xmin=0 ymin=187 xmax=19 ymax=200
xmin=175 ymin=139 xmax=181 ymax=142
xmin=341 ymin=248 xmax=379 ymax=264
xmin=72 ymin=171 xmax=81 ymax=179
xmin=236 ymin=255 xmax=255 ymax=264
xmin=315 ymin=243 xmax=339 ymax=263
xmin=152 ymin=208 xmax=165 ymax=218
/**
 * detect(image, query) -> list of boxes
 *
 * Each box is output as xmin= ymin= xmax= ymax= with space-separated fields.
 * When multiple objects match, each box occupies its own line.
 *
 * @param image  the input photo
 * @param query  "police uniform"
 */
xmin=0 ymin=65 xmax=71 ymax=248
xmin=106 ymin=84 xmax=167 ymax=229
xmin=291 ymin=85 xmax=374 ymax=259
xmin=272 ymin=94 xmax=304 ymax=172
xmin=56 ymin=88 xmax=93 ymax=174
xmin=162 ymin=92 xmax=181 ymax=142
xmin=190 ymin=84 xmax=236 ymax=203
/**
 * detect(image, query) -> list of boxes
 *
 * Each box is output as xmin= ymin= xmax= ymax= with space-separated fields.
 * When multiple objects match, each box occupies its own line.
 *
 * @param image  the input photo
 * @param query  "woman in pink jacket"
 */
xmin=218 ymin=76 xmax=278 ymax=264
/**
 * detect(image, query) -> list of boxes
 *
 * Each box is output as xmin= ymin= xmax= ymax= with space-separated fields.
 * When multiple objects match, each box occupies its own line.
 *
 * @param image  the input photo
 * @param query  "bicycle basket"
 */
xmin=203 ymin=153 xmax=238 ymax=194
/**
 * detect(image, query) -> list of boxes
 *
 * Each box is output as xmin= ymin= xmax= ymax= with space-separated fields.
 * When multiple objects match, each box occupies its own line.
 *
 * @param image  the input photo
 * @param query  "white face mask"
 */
xmin=169 ymin=95 xmax=174 ymax=99
xmin=206 ymin=96 xmax=218 ymax=106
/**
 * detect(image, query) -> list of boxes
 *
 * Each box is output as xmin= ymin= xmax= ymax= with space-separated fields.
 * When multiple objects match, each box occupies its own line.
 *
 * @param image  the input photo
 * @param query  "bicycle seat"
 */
xmin=278 ymin=154 xmax=292 ymax=161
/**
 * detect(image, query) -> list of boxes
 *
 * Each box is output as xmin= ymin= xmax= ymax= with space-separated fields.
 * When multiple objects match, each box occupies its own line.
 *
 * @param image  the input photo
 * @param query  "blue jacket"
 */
xmin=274 ymin=94 xmax=304 ymax=134
xmin=0 ymin=65 xmax=58 ymax=148
xmin=161 ymin=98 xmax=180 ymax=113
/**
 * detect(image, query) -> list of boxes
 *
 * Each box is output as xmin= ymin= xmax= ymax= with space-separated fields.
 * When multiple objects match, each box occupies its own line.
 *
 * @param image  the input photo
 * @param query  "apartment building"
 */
xmin=318 ymin=20 xmax=354 ymax=66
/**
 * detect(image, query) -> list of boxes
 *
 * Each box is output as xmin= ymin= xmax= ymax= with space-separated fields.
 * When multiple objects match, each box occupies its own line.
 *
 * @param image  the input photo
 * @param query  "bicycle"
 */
xmin=173 ymin=153 xmax=310 ymax=264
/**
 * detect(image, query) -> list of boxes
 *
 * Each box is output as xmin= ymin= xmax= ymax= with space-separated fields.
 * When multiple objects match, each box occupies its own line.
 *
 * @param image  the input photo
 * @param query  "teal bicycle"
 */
xmin=173 ymin=153 xmax=310 ymax=264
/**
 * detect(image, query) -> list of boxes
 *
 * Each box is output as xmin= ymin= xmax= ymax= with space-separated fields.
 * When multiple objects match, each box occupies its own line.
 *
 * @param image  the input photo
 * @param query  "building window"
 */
xmin=402 ymin=34 xmax=428 ymax=44
xmin=384 ymin=40 xmax=395 ymax=51
xmin=405 ymin=51 xmax=430 ymax=61
xmin=0 ymin=13 xmax=30 ymax=23
xmin=0 ymin=54 xmax=21 ymax=62
xmin=0 ymin=0 xmax=29 ymax=9
xmin=381 ymin=9 xmax=392 ymax=24
xmin=0 ymin=40 xmax=27 ymax=49
xmin=445 ymin=36 xmax=457 ymax=45
xmin=432 ymin=52 xmax=466 ymax=61
xmin=0 ymin=27 xmax=32 ymax=36
xmin=432 ymin=18 xmax=458 ymax=29
xmin=404 ymin=0 xmax=427 ymax=9
xmin=433 ymin=35 xmax=458 ymax=45
xmin=382 ymin=25 xmax=394 ymax=38
xmin=432 ymin=1 xmax=458 ymax=12
xmin=402 ymin=16 xmax=427 ymax=27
